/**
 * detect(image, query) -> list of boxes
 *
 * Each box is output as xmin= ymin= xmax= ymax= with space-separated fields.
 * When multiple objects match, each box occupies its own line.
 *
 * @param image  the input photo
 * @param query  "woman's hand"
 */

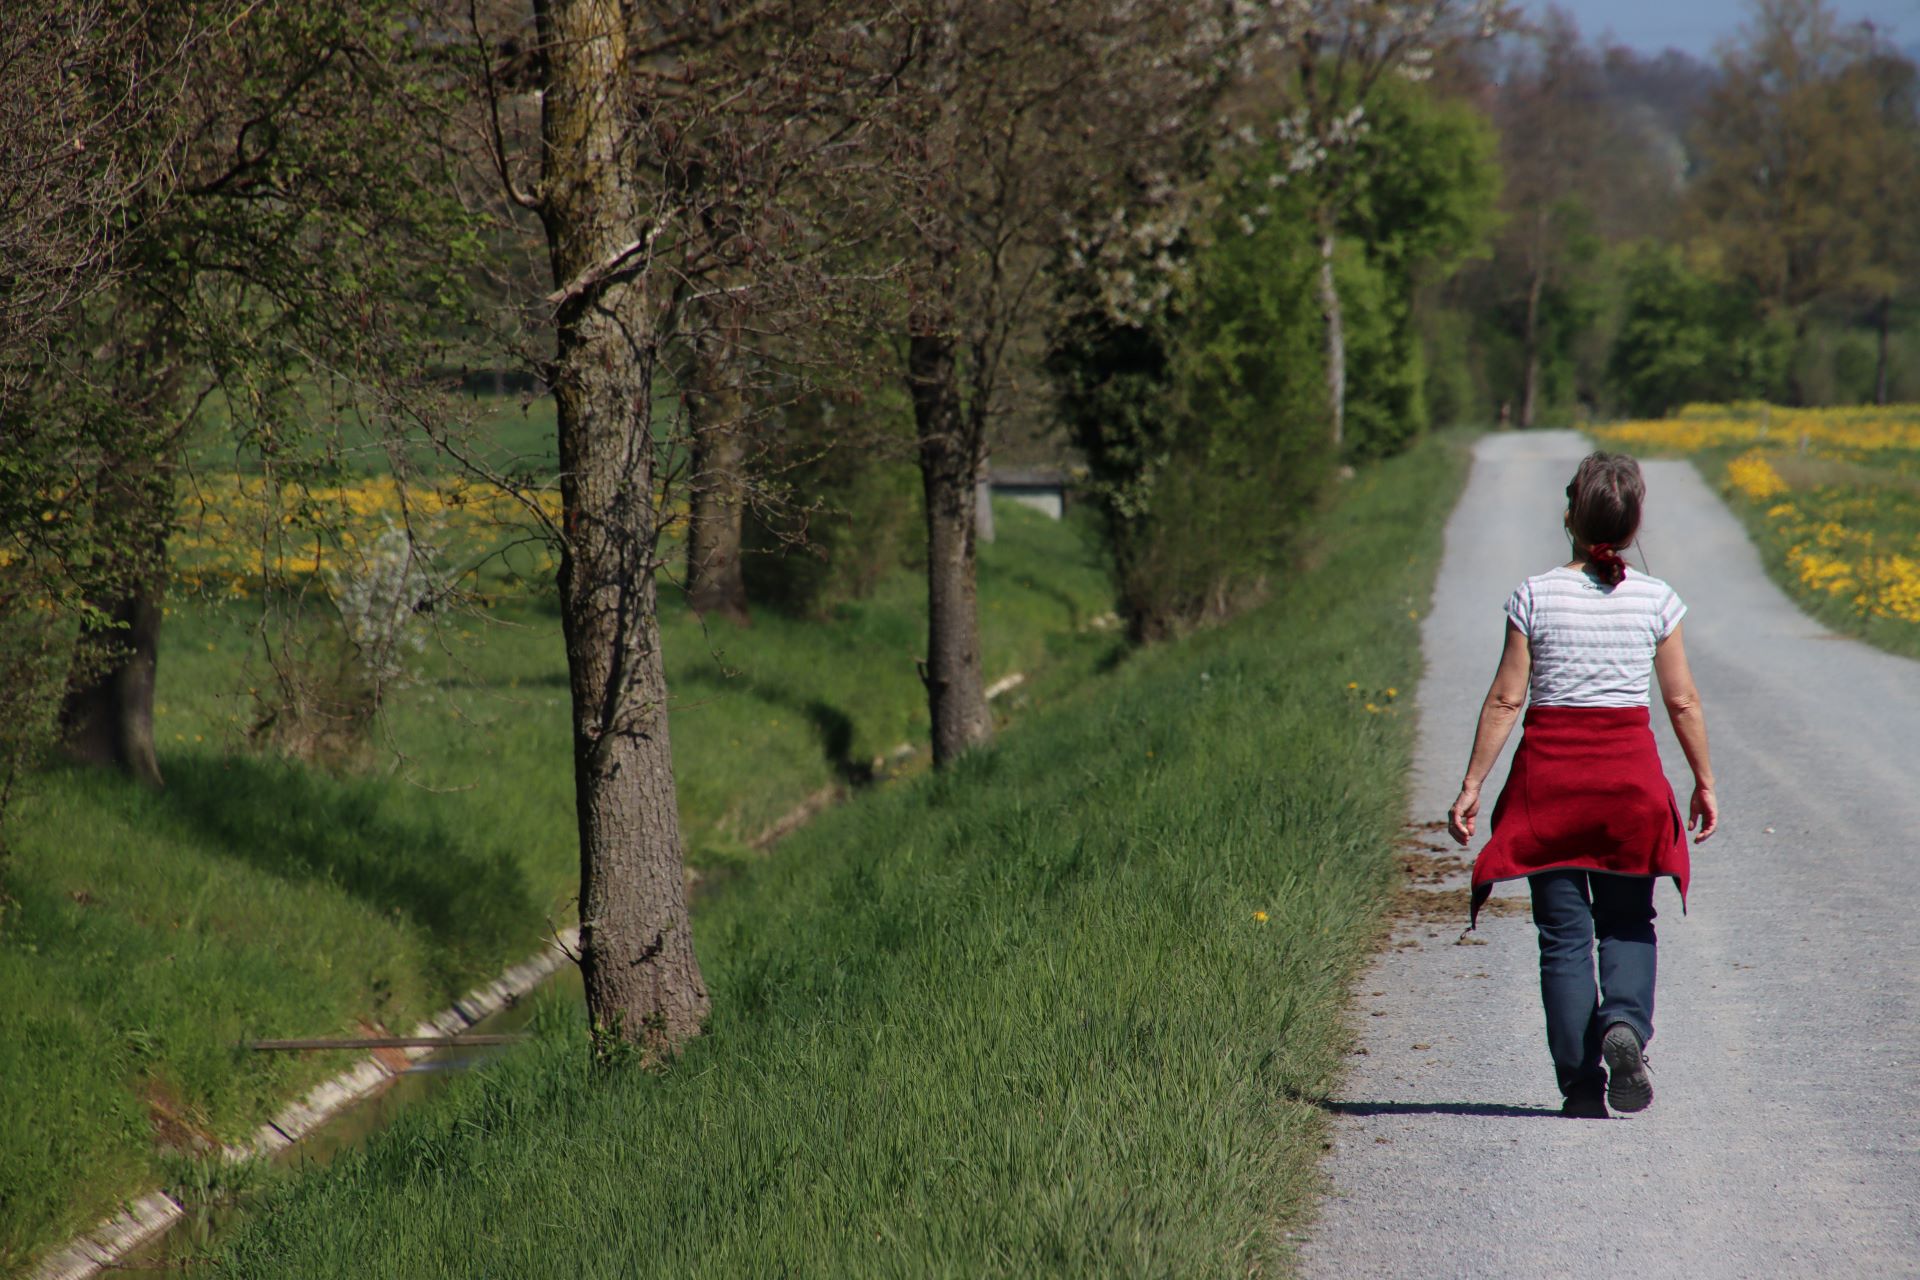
xmin=1448 ymin=783 xmax=1481 ymax=847
xmin=1689 ymin=784 xmax=1719 ymax=843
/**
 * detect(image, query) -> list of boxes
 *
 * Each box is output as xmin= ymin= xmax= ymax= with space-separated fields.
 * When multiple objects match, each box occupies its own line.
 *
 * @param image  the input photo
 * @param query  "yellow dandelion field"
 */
xmin=168 ymin=475 xmax=566 ymax=598
xmin=1593 ymin=404 xmax=1920 ymax=638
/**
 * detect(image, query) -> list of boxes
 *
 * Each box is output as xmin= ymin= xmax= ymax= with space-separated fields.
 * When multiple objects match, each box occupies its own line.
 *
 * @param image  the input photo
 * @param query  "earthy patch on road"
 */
xmin=1390 ymin=827 xmax=1528 ymax=925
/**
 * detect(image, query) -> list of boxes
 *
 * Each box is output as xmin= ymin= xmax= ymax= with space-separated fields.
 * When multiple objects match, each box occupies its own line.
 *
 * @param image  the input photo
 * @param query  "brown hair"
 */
xmin=1564 ymin=451 xmax=1644 ymax=587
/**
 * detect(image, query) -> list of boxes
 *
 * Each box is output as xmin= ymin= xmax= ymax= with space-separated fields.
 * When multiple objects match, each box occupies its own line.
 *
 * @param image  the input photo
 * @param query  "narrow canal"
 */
xmin=117 ymin=965 xmax=584 ymax=1269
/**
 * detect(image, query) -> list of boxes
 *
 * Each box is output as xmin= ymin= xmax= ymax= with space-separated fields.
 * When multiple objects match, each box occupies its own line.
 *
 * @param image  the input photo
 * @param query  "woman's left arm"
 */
xmin=1447 ymin=621 xmax=1532 ymax=847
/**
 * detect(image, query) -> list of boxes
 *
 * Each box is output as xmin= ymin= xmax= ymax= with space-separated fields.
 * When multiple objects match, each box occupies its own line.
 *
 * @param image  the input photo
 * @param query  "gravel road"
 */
xmin=1299 ymin=430 xmax=1920 ymax=1279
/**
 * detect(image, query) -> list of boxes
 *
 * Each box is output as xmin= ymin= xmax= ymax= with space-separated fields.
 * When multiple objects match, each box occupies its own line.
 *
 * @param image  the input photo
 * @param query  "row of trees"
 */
xmin=3 ymin=1 xmax=1513 ymax=1057
xmin=14 ymin=0 xmax=1915 ymax=1060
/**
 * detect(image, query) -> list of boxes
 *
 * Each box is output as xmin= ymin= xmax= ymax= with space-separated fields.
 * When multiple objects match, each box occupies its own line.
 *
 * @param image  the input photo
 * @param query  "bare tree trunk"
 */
xmin=974 ymin=455 xmax=994 ymax=545
xmin=908 ymin=330 xmax=991 ymax=767
xmin=537 ymin=0 xmax=707 ymax=1058
xmin=1520 ymin=259 xmax=1544 ymax=430
xmin=60 ymin=467 xmax=170 ymax=790
xmin=1875 ymin=293 xmax=1892 ymax=407
xmin=1787 ymin=311 xmax=1813 ymax=407
xmin=684 ymin=332 xmax=750 ymax=624
xmin=1316 ymin=218 xmax=1346 ymax=451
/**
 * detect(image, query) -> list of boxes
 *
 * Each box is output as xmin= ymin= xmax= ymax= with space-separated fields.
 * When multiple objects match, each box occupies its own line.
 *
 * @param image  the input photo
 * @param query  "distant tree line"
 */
xmin=1437 ymin=0 xmax=1920 ymax=425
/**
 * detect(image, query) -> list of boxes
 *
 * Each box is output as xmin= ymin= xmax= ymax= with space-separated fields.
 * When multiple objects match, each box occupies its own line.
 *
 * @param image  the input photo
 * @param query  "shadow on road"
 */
xmin=1323 ymin=1100 xmax=1561 ymax=1118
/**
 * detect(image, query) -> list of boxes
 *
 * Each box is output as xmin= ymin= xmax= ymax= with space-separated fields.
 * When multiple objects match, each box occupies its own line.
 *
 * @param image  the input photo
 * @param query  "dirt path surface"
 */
xmin=1299 ymin=431 xmax=1920 ymax=1279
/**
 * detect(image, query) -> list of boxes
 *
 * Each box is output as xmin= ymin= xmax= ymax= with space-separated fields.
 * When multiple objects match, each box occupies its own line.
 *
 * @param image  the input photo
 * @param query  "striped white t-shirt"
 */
xmin=1504 ymin=566 xmax=1687 ymax=708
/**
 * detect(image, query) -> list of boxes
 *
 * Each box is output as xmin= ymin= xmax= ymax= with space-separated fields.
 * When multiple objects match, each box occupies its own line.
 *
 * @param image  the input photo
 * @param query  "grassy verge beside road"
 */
xmin=1595 ymin=404 xmax=1920 ymax=660
xmin=213 ymin=432 xmax=1472 ymax=1278
xmin=0 ymin=501 xmax=1111 ymax=1274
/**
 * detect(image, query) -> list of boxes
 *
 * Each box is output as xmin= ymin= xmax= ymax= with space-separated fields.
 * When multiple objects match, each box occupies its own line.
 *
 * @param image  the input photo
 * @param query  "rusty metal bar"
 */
xmin=243 ymin=1035 xmax=525 ymax=1051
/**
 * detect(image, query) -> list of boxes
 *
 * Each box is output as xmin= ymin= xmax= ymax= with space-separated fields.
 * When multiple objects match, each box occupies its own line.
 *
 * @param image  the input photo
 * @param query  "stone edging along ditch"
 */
xmin=30 ymin=926 xmax=583 ymax=1280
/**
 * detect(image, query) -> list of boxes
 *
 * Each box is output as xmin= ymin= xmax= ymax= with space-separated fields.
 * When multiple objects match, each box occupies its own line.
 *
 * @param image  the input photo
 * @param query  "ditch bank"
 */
xmin=30 ymin=929 xmax=579 ymax=1280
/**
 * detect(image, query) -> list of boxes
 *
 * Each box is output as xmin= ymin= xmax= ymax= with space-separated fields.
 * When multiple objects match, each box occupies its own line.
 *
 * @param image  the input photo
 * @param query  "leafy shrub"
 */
xmin=251 ymin=520 xmax=443 ymax=766
xmin=744 ymin=390 xmax=922 ymax=619
xmin=1339 ymin=245 xmax=1427 ymax=460
xmin=1607 ymin=244 xmax=1788 ymax=415
xmin=1052 ymin=165 xmax=1331 ymax=640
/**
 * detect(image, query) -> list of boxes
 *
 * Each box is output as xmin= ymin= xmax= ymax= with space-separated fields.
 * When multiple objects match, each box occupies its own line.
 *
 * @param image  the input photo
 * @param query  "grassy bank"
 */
xmin=1595 ymin=404 xmax=1920 ymax=659
xmin=0 ymin=501 xmax=1112 ymax=1273
xmin=210 ymin=432 xmax=1471 ymax=1279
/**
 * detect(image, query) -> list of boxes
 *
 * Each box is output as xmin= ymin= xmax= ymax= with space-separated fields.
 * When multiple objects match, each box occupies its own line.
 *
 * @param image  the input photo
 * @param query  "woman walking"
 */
xmin=1446 ymin=451 xmax=1718 ymax=1119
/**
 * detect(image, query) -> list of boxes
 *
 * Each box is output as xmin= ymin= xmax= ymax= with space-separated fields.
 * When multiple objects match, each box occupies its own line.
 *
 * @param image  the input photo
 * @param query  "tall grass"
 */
xmin=213 ymin=433 xmax=1470 ymax=1279
xmin=0 ymin=502 xmax=1111 ymax=1273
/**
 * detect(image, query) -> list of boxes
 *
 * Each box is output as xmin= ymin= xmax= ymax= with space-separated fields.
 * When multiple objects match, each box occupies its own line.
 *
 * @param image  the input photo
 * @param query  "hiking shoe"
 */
xmin=1560 ymin=1079 xmax=1609 ymax=1119
xmin=1601 ymin=1023 xmax=1653 ymax=1113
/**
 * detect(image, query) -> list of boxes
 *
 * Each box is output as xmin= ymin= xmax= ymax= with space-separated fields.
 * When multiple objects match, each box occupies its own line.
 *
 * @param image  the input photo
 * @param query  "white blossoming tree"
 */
xmin=1249 ymin=0 xmax=1513 ymax=447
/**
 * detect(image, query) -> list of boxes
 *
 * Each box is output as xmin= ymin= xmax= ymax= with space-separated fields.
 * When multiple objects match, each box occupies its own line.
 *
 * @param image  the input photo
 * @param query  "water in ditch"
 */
xmin=116 ymin=963 xmax=584 ymax=1270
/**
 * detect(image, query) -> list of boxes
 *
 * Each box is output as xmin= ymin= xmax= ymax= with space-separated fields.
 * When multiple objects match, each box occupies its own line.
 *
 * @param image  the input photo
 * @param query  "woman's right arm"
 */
xmin=1653 ymin=621 xmax=1718 ymax=842
xmin=1447 ymin=621 xmax=1532 ymax=847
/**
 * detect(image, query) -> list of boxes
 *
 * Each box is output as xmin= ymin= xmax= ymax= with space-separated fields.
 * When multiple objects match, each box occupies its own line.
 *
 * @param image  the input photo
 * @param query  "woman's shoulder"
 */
xmin=1514 ymin=565 xmax=1580 ymax=593
xmin=1620 ymin=567 xmax=1680 ymax=597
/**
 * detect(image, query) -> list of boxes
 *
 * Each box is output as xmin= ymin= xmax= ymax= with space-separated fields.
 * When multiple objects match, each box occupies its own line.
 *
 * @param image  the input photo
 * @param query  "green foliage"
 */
xmin=1607 ymin=244 xmax=1789 ymax=415
xmin=744 ymin=390 xmax=923 ymax=618
xmin=1051 ymin=163 xmax=1330 ymax=639
xmin=210 ymin=432 xmax=1470 ymax=1280
xmin=1337 ymin=245 xmax=1427 ymax=459
xmin=1421 ymin=303 xmax=1481 ymax=428
xmin=0 ymin=502 xmax=1111 ymax=1273
xmin=1050 ymin=81 xmax=1495 ymax=635
xmin=1340 ymin=82 xmax=1501 ymax=457
xmin=1346 ymin=83 xmax=1503 ymax=291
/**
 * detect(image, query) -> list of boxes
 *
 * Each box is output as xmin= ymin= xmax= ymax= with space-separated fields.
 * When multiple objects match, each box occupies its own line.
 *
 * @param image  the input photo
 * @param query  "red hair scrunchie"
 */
xmin=1589 ymin=542 xmax=1626 ymax=586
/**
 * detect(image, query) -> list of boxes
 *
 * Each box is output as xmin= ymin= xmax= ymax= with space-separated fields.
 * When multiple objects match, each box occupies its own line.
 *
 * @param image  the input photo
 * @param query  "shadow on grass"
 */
xmin=1322 ymin=1100 xmax=1561 ymax=1118
xmin=155 ymin=754 xmax=536 ymax=963
xmin=977 ymin=559 xmax=1084 ymax=631
xmin=678 ymin=663 xmax=873 ymax=786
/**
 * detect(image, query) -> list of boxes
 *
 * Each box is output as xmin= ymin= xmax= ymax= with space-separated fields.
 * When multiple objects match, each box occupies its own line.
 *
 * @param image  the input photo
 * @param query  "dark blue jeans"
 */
xmin=1528 ymin=870 xmax=1657 ymax=1096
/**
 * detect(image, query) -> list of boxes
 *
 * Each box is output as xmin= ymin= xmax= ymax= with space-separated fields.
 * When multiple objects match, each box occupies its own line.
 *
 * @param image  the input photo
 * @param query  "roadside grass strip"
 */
xmin=1595 ymin=403 xmax=1920 ymax=658
xmin=0 ymin=502 xmax=1110 ymax=1274
xmin=211 ymin=434 xmax=1469 ymax=1279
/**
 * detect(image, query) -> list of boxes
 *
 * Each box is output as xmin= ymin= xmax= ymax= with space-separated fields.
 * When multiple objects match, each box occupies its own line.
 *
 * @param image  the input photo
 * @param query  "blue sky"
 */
xmin=1519 ymin=0 xmax=1918 ymax=57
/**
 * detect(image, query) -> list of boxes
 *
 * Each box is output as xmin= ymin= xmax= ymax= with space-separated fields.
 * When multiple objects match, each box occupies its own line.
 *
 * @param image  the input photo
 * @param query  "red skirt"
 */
xmin=1469 ymin=704 xmax=1690 ymax=928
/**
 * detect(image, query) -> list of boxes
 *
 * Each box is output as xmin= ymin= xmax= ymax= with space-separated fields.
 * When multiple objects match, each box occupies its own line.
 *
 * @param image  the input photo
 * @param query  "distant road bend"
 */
xmin=1300 ymin=431 xmax=1920 ymax=1280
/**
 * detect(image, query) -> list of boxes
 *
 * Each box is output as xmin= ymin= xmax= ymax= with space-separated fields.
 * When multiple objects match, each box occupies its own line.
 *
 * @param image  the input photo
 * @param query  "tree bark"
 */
xmin=536 ymin=0 xmax=708 ymax=1057
xmin=1317 ymin=218 xmax=1346 ymax=451
xmin=908 ymin=330 xmax=992 ymax=767
xmin=59 ymin=466 xmax=170 ymax=790
xmin=1520 ymin=256 xmax=1544 ymax=430
xmin=1875 ymin=293 xmax=1892 ymax=407
xmin=684 ymin=331 xmax=750 ymax=624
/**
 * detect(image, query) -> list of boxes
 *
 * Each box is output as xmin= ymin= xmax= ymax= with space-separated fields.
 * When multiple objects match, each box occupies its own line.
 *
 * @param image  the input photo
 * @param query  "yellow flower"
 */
xmin=1385 ymin=687 xmax=1398 ymax=698
xmin=1346 ymin=681 xmax=1358 ymax=690
xmin=1365 ymin=702 xmax=1379 ymax=713
xmin=1253 ymin=910 xmax=1268 ymax=923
